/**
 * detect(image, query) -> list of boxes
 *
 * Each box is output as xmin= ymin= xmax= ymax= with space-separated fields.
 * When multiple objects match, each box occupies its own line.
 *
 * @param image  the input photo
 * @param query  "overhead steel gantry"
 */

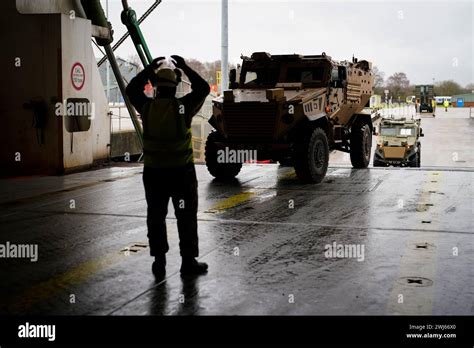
xmin=97 ymin=0 xmax=160 ymax=68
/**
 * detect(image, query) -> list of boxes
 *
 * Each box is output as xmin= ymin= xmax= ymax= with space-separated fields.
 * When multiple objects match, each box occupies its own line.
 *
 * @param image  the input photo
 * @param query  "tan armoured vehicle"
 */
xmin=373 ymin=117 xmax=423 ymax=167
xmin=205 ymin=52 xmax=374 ymax=183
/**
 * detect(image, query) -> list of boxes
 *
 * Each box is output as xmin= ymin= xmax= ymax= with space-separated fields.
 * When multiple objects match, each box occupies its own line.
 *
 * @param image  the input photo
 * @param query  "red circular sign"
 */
xmin=71 ymin=62 xmax=85 ymax=90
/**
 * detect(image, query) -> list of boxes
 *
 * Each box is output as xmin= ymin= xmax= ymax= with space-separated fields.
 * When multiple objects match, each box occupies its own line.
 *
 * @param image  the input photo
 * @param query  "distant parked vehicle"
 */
xmin=373 ymin=117 xmax=423 ymax=167
xmin=434 ymin=96 xmax=452 ymax=105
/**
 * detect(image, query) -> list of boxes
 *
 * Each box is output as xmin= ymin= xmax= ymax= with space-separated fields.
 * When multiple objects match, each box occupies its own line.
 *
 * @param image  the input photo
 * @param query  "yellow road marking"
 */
xmin=278 ymin=170 xmax=296 ymax=180
xmin=204 ymin=168 xmax=296 ymax=213
xmin=387 ymin=171 xmax=443 ymax=314
xmin=205 ymin=191 xmax=255 ymax=213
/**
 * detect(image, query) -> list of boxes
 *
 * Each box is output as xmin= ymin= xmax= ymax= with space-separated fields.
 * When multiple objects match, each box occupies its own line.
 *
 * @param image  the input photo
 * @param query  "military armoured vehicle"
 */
xmin=205 ymin=52 xmax=374 ymax=183
xmin=373 ymin=117 xmax=423 ymax=167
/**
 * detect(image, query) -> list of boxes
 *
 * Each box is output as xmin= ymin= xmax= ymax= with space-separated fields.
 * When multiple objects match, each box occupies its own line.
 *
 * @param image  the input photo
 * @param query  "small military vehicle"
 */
xmin=373 ymin=117 xmax=423 ymax=167
xmin=205 ymin=52 xmax=374 ymax=183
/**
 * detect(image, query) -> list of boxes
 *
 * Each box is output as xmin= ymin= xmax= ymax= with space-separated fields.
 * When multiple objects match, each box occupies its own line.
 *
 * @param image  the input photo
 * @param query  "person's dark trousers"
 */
xmin=143 ymin=163 xmax=199 ymax=258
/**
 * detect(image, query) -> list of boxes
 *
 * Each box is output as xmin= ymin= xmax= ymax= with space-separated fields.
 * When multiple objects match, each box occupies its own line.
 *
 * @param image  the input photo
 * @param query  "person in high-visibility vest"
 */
xmin=126 ymin=56 xmax=210 ymax=278
xmin=431 ymin=99 xmax=436 ymax=116
xmin=443 ymin=99 xmax=450 ymax=112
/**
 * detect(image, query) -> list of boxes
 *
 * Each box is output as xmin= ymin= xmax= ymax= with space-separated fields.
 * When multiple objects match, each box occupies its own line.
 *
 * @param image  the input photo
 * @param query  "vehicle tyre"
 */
xmin=205 ymin=131 xmax=242 ymax=179
xmin=408 ymin=153 xmax=419 ymax=167
xmin=350 ymin=122 xmax=372 ymax=168
xmin=408 ymin=147 xmax=421 ymax=168
xmin=293 ymin=127 xmax=329 ymax=183
xmin=417 ymin=144 xmax=421 ymax=167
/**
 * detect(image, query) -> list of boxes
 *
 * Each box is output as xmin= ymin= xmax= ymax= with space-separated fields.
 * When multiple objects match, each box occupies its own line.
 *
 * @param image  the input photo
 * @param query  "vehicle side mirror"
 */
xmin=420 ymin=128 xmax=424 ymax=137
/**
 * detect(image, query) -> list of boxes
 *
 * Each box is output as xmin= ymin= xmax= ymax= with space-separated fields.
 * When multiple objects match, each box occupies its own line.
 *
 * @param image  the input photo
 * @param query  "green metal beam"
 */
xmin=120 ymin=1 xmax=154 ymax=67
xmin=81 ymin=0 xmax=144 ymax=151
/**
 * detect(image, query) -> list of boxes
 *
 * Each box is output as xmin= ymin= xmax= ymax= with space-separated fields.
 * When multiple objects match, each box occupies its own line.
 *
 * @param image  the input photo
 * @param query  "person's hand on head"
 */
xmin=150 ymin=56 xmax=166 ymax=71
xmin=147 ymin=57 xmax=166 ymax=84
xmin=170 ymin=55 xmax=187 ymax=69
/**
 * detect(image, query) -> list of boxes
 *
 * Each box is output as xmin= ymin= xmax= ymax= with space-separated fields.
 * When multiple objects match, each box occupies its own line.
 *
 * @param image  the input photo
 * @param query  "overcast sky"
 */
xmin=98 ymin=0 xmax=473 ymax=86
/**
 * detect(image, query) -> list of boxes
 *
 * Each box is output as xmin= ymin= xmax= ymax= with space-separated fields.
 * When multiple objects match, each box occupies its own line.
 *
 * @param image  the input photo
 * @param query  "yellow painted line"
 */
xmin=278 ymin=170 xmax=296 ymax=180
xmin=205 ymin=191 xmax=255 ymax=213
xmin=204 ymin=168 xmax=296 ymax=213
xmin=387 ymin=171 xmax=443 ymax=314
xmin=5 ymin=243 xmax=147 ymax=313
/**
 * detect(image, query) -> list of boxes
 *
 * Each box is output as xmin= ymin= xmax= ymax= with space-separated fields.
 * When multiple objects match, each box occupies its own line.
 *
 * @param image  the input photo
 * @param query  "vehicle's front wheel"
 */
xmin=417 ymin=145 xmax=421 ymax=167
xmin=350 ymin=122 xmax=372 ymax=168
xmin=408 ymin=153 xmax=419 ymax=168
xmin=411 ymin=144 xmax=421 ymax=167
xmin=205 ymin=131 xmax=242 ymax=179
xmin=408 ymin=145 xmax=421 ymax=168
xmin=293 ymin=127 xmax=329 ymax=183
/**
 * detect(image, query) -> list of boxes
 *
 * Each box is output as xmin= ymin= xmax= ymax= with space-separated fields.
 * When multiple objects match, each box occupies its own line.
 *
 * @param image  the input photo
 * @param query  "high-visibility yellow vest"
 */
xmin=141 ymin=98 xmax=193 ymax=168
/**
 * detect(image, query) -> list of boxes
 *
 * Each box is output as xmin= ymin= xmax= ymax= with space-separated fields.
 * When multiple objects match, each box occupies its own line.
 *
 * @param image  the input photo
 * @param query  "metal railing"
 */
xmin=109 ymin=95 xmax=215 ymax=134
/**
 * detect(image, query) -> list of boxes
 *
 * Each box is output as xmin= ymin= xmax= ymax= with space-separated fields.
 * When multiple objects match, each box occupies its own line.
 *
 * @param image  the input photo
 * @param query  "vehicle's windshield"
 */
xmin=285 ymin=67 xmax=325 ymax=84
xmin=380 ymin=127 xmax=415 ymax=136
xmin=380 ymin=127 xmax=397 ymax=136
xmin=243 ymin=68 xmax=279 ymax=87
xmin=241 ymin=61 xmax=329 ymax=88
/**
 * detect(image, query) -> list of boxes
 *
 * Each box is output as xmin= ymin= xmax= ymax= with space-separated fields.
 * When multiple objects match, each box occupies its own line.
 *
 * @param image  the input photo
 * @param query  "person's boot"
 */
xmin=180 ymin=257 xmax=208 ymax=276
xmin=152 ymin=254 xmax=166 ymax=279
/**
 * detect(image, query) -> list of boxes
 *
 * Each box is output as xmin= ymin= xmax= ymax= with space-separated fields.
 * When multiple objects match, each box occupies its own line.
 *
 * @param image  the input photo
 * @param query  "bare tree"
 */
xmin=386 ymin=72 xmax=410 ymax=99
xmin=186 ymin=59 xmax=207 ymax=78
xmin=435 ymin=80 xmax=463 ymax=96
xmin=463 ymin=83 xmax=474 ymax=94
xmin=372 ymin=65 xmax=385 ymax=95
xmin=185 ymin=59 xmax=236 ymax=86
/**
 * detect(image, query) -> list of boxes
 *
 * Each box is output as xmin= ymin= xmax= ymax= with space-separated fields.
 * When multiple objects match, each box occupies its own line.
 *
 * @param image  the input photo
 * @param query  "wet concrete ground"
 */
xmin=0 ymin=107 xmax=472 ymax=315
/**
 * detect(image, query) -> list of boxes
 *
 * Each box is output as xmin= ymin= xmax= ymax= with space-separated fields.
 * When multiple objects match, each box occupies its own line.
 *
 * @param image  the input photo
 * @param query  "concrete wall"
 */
xmin=91 ymin=57 xmax=111 ymax=160
xmin=60 ymin=14 xmax=110 ymax=169
xmin=0 ymin=1 xmax=63 ymax=175
xmin=16 ymin=0 xmax=86 ymax=17
xmin=0 ymin=0 xmax=110 ymax=176
xmin=110 ymin=131 xmax=142 ymax=158
xmin=61 ymin=15 xmax=94 ymax=169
